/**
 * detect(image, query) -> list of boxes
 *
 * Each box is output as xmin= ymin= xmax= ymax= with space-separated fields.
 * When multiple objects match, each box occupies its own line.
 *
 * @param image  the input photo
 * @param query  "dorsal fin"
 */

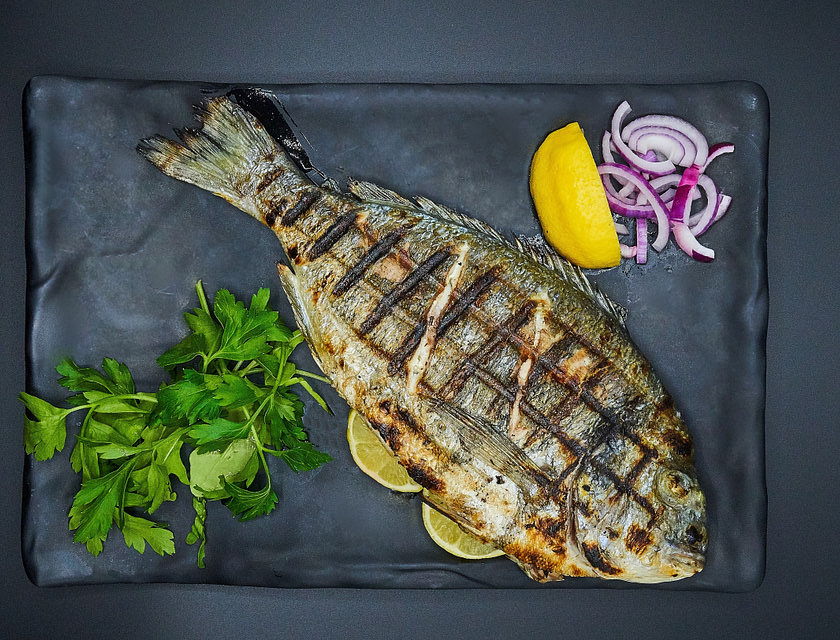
xmin=348 ymin=179 xmax=415 ymax=207
xmin=345 ymin=180 xmax=626 ymax=328
xmin=413 ymin=196 xmax=511 ymax=246
xmin=513 ymin=235 xmax=627 ymax=327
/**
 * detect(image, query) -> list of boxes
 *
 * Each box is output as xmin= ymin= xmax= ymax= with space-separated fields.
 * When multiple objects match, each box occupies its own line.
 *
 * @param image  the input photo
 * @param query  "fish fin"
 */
xmin=348 ymin=179 xmax=415 ymax=207
xmin=343 ymin=180 xmax=626 ymax=328
xmin=430 ymin=400 xmax=552 ymax=492
xmin=275 ymin=262 xmax=326 ymax=375
xmin=414 ymin=196 xmax=513 ymax=246
xmin=138 ymin=97 xmax=307 ymax=219
xmin=411 ymin=197 xmax=625 ymax=329
xmin=514 ymin=235 xmax=628 ymax=327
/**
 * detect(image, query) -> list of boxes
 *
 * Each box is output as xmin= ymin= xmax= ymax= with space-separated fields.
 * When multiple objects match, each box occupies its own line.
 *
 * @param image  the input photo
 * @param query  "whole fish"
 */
xmin=138 ymin=94 xmax=707 ymax=583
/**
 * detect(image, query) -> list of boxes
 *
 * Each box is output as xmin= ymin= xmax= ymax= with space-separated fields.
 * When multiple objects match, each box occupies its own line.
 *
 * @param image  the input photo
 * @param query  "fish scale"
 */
xmin=138 ymin=94 xmax=707 ymax=583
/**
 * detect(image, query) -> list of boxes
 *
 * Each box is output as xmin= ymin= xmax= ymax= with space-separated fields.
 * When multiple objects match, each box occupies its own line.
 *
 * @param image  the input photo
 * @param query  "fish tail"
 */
xmin=137 ymin=96 xmax=309 ymax=219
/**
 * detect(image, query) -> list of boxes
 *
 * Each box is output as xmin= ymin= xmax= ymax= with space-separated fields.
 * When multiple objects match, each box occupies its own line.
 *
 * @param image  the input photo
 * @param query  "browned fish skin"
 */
xmin=138 ymin=97 xmax=707 ymax=583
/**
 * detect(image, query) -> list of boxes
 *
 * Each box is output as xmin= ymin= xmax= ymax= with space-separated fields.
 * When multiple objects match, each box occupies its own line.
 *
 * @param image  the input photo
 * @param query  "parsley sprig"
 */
xmin=21 ymin=281 xmax=331 ymax=567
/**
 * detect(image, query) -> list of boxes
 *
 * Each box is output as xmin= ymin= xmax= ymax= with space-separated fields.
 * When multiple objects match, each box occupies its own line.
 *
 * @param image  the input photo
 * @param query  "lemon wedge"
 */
xmin=529 ymin=122 xmax=620 ymax=269
xmin=421 ymin=497 xmax=505 ymax=560
xmin=346 ymin=409 xmax=422 ymax=493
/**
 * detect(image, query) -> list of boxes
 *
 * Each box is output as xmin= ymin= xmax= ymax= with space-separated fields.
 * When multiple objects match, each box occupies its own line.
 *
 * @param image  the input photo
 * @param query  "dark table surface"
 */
xmin=1 ymin=2 xmax=836 ymax=638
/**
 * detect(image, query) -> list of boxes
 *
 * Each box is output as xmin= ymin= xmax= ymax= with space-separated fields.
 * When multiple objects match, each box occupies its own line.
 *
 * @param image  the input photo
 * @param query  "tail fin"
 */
xmin=137 ymin=97 xmax=306 ymax=217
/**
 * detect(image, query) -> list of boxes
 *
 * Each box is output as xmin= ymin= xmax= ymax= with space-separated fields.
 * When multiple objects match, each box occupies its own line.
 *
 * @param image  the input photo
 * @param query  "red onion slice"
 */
xmin=672 ymin=221 xmax=714 ymax=262
xmin=620 ymin=244 xmax=637 ymax=259
xmin=704 ymin=142 xmax=735 ymax=168
xmin=598 ymin=163 xmax=671 ymax=251
xmin=669 ymin=164 xmax=702 ymax=224
xmin=626 ymin=126 xmax=697 ymax=166
xmin=636 ymin=217 xmax=649 ymax=264
xmin=610 ymin=102 xmax=676 ymax=177
xmin=686 ymin=174 xmax=720 ymax=233
xmin=621 ymin=113 xmax=709 ymax=167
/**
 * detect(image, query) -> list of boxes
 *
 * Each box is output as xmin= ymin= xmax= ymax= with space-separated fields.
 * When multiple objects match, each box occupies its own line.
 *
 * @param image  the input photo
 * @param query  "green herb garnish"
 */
xmin=20 ymin=281 xmax=331 ymax=567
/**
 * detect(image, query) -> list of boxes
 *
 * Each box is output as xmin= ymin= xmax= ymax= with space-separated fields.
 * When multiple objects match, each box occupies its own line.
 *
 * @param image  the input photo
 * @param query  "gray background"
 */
xmin=1 ymin=1 xmax=835 ymax=638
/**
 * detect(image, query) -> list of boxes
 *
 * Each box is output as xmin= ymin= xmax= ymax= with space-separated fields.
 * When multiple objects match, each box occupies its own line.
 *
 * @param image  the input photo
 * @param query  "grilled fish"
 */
xmin=138 ymin=94 xmax=707 ymax=583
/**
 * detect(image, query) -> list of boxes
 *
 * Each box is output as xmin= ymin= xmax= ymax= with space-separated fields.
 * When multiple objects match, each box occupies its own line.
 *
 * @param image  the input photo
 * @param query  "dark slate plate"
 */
xmin=22 ymin=76 xmax=768 ymax=591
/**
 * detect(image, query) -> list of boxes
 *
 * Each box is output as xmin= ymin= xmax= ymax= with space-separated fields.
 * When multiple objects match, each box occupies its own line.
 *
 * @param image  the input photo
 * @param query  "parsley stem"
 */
xmin=195 ymin=280 xmax=211 ymax=316
xmin=294 ymin=370 xmax=331 ymax=384
xmin=69 ymin=392 xmax=159 ymax=414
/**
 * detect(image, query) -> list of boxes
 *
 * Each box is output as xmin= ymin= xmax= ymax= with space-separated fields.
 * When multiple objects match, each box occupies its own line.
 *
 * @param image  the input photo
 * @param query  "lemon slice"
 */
xmin=529 ymin=122 xmax=620 ymax=269
xmin=421 ymin=498 xmax=505 ymax=560
xmin=346 ymin=409 xmax=422 ymax=493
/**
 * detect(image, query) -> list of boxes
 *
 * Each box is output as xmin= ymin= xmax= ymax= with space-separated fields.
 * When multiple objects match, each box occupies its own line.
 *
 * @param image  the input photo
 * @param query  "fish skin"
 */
xmin=138 ymin=96 xmax=707 ymax=583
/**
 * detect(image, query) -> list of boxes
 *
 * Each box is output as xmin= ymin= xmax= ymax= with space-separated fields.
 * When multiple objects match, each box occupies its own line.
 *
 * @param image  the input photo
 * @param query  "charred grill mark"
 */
xmin=436 ymin=267 xmax=501 ymax=338
xmin=444 ymin=300 xmax=536 ymax=400
xmin=331 ymin=226 xmax=412 ymax=297
xmin=281 ymin=190 xmax=321 ymax=226
xmin=360 ymin=249 xmax=451 ymax=335
xmin=406 ymin=244 xmax=471 ymax=392
xmin=306 ymin=210 xmax=359 ymax=261
xmin=581 ymin=542 xmax=622 ymax=576
xmin=389 ymin=267 xmax=500 ymax=377
xmin=255 ymin=166 xmax=284 ymax=193
xmin=404 ymin=462 xmax=445 ymax=492
xmin=556 ymin=456 xmax=582 ymax=484
xmin=625 ymin=448 xmax=657 ymax=486
xmin=596 ymin=464 xmax=658 ymax=519
xmin=536 ymin=516 xmax=566 ymax=539
xmin=625 ymin=523 xmax=653 ymax=556
xmin=372 ymin=420 xmax=402 ymax=453
xmin=663 ymin=428 xmax=693 ymax=458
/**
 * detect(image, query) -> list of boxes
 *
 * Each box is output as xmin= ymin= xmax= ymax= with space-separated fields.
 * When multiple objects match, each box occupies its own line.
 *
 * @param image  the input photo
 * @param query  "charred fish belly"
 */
xmin=138 ymin=94 xmax=707 ymax=583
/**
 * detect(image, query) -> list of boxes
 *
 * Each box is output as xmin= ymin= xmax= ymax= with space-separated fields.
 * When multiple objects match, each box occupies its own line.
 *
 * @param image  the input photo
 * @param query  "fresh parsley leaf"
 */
xmin=266 ymin=437 xmax=333 ymax=473
xmin=189 ymin=417 xmax=251 ymax=448
xmin=20 ymin=392 xmax=68 ymax=460
xmin=223 ymin=479 xmax=278 ymax=521
xmin=189 ymin=439 xmax=257 ymax=497
xmin=155 ymin=369 xmax=221 ymax=423
xmin=121 ymin=512 xmax=175 ymax=556
xmin=68 ymin=462 xmax=134 ymax=552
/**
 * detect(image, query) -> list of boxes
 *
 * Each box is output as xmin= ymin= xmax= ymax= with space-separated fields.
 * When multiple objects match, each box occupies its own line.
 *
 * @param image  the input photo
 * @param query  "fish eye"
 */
xmin=656 ymin=469 xmax=693 ymax=506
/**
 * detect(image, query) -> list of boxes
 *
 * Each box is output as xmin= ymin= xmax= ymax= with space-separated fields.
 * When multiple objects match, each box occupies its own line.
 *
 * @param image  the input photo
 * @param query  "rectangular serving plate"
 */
xmin=22 ymin=76 xmax=768 ymax=590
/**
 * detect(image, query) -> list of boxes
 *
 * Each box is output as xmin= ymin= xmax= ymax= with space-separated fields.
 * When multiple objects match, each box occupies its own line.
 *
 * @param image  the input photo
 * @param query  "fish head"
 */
xmin=570 ymin=454 xmax=707 ymax=583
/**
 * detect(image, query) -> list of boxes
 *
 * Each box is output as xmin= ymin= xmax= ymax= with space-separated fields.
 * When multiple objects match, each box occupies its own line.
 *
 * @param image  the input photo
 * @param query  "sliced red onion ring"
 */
xmin=626 ymin=126 xmax=697 ymax=166
xmin=610 ymin=102 xmax=676 ymax=177
xmin=621 ymin=113 xmax=709 ymax=167
xmin=598 ymin=163 xmax=671 ymax=251
xmin=669 ymin=164 xmax=702 ymax=224
xmin=686 ymin=174 xmax=720 ymax=233
xmin=620 ymin=244 xmax=637 ymax=259
xmin=704 ymin=142 xmax=735 ymax=168
xmin=602 ymin=131 xmax=618 ymax=164
xmin=672 ymin=221 xmax=714 ymax=262
xmin=636 ymin=217 xmax=648 ymax=264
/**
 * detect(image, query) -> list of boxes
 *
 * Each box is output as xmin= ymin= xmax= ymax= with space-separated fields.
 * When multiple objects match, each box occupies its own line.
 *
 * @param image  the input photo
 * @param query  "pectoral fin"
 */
xmin=430 ymin=400 xmax=553 ymax=492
